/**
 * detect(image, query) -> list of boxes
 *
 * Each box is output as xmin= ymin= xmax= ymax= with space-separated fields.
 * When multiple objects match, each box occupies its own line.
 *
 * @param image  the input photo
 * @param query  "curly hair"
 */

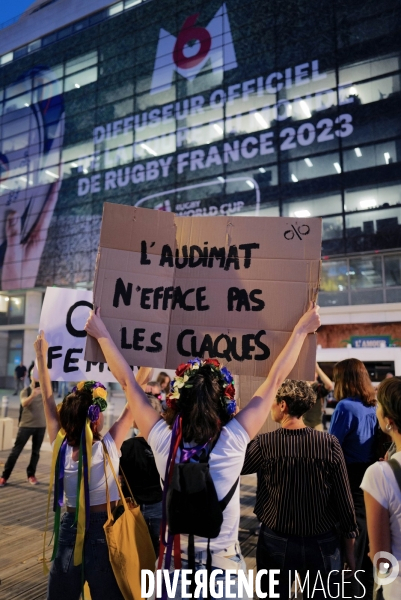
xmin=333 ymin=358 xmax=376 ymax=407
xmin=275 ymin=379 xmax=317 ymax=418
xmin=59 ymin=388 xmax=102 ymax=446
xmin=165 ymin=363 xmax=233 ymax=444
xmin=377 ymin=376 xmax=401 ymax=433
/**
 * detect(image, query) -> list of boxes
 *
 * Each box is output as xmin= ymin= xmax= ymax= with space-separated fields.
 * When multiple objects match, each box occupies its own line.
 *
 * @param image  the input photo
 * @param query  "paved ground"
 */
xmin=0 ymin=416 xmax=260 ymax=600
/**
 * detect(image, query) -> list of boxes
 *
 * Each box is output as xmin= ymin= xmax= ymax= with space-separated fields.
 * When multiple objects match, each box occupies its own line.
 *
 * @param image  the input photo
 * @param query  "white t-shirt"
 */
xmin=361 ymin=452 xmax=401 ymax=600
xmin=148 ymin=417 xmax=250 ymax=553
xmin=53 ymin=432 xmax=120 ymax=507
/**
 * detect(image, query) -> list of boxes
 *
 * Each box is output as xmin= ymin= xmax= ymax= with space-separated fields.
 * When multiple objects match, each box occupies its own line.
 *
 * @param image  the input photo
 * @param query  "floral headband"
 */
xmin=71 ymin=381 xmax=108 ymax=423
xmin=167 ymin=358 xmax=236 ymax=417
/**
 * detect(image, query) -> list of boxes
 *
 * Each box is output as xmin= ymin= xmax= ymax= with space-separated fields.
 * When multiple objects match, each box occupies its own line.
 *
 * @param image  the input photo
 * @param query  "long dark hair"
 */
xmin=59 ymin=388 xmax=102 ymax=446
xmin=333 ymin=358 xmax=376 ymax=407
xmin=165 ymin=364 xmax=232 ymax=444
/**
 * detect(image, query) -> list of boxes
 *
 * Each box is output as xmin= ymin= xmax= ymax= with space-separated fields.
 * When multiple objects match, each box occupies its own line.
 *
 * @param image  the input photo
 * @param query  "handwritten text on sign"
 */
xmin=85 ymin=204 xmax=322 ymax=378
xmin=39 ymin=287 xmax=135 ymax=382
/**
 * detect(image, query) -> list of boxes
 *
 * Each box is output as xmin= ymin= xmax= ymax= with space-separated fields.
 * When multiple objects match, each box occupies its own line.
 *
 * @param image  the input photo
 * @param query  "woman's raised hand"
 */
xmin=34 ymin=330 xmax=48 ymax=357
xmin=136 ymin=367 xmax=154 ymax=388
xmin=295 ymin=301 xmax=321 ymax=335
xmin=84 ymin=307 xmax=110 ymax=340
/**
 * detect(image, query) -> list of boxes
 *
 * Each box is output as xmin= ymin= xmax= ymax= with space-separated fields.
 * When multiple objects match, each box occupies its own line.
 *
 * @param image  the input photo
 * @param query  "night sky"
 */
xmin=0 ymin=0 xmax=36 ymax=27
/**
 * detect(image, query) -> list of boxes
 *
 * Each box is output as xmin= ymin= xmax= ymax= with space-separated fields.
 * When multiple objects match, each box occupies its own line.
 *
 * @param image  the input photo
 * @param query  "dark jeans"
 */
xmin=2 ymin=426 xmax=46 ymax=480
xmin=48 ymin=512 xmax=124 ymax=600
xmin=14 ymin=378 xmax=24 ymax=394
xmin=140 ymin=499 xmax=162 ymax=555
xmin=257 ymin=524 xmax=342 ymax=599
xmin=347 ymin=463 xmax=374 ymax=600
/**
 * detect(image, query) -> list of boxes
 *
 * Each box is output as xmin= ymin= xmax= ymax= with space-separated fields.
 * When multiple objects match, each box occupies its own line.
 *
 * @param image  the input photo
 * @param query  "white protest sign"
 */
xmin=38 ymin=287 xmax=136 ymax=382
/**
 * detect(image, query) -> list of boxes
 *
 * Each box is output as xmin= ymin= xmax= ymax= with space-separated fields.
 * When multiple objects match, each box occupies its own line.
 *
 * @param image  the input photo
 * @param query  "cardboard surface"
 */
xmin=85 ymin=204 xmax=322 ymax=379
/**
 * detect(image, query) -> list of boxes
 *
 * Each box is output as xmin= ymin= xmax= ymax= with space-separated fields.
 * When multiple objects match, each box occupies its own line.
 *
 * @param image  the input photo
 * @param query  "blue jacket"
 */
xmin=329 ymin=397 xmax=378 ymax=464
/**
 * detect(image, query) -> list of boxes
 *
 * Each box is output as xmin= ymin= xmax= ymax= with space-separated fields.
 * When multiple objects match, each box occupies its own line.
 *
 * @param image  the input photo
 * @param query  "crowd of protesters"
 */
xmin=2 ymin=302 xmax=401 ymax=599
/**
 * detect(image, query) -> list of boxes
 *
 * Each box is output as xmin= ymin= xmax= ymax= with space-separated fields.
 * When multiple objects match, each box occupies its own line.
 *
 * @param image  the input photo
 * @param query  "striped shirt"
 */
xmin=242 ymin=427 xmax=358 ymax=538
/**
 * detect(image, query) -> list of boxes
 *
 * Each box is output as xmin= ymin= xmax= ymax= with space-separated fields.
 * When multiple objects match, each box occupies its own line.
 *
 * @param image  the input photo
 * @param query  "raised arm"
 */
xmin=136 ymin=366 xmax=153 ymax=390
xmin=316 ymin=362 xmax=333 ymax=391
xmin=33 ymin=332 xmax=60 ymax=444
xmin=236 ymin=303 xmax=320 ymax=439
xmin=108 ymin=367 xmax=154 ymax=448
xmin=20 ymin=384 xmax=42 ymax=407
xmin=84 ymin=310 xmax=161 ymax=439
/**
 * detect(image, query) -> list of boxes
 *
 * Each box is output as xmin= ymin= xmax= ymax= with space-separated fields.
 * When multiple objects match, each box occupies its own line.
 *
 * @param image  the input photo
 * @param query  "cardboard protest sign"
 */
xmin=85 ymin=203 xmax=321 ymax=379
xmin=39 ymin=287 xmax=136 ymax=382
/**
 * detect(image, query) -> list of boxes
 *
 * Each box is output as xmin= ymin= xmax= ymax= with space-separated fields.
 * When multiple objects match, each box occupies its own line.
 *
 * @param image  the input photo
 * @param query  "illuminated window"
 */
xmin=283 ymin=193 xmax=342 ymax=218
xmin=0 ymin=295 xmax=25 ymax=325
xmin=339 ymin=54 xmax=400 ymax=85
xmin=64 ymin=67 xmax=98 ymax=92
xmin=125 ymin=0 xmax=142 ymax=7
xmin=65 ymin=51 xmax=97 ymax=76
xmin=27 ymin=39 xmax=41 ymax=53
xmin=0 ymin=52 xmax=13 ymax=65
xmin=109 ymin=2 xmax=124 ymax=15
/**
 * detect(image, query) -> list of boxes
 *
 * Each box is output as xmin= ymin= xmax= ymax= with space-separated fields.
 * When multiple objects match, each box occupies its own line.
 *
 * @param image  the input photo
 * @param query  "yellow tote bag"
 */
xmin=102 ymin=443 xmax=156 ymax=600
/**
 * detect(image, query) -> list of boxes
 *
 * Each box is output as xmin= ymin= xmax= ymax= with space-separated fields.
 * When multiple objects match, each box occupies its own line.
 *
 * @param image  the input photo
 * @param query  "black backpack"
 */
xmin=167 ymin=459 xmax=238 ymax=539
xmin=165 ymin=447 xmax=238 ymax=596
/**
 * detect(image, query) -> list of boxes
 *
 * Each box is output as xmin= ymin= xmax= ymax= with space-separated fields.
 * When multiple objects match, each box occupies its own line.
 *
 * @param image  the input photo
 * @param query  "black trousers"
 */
xmin=2 ymin=426 xmax=46 ymax=480
xmin=347 ymin=463 xmax=374 ymax=600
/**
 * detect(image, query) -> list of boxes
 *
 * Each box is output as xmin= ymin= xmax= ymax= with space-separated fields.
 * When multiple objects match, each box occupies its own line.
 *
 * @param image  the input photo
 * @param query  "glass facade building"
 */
xmin=0 ymin=0 xmax=400 ymax=301
xmin=0 ymin=0 xmax=401 ymax=382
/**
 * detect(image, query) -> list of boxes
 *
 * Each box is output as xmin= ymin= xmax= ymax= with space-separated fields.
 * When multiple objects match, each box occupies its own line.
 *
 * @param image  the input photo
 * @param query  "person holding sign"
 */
xmin=33 ymin=332 xmax=151 ymax=600
xmin=0 ymin=376 xmax=46 ymax=487
xmin=84 ymin=302 xmax=320 ymax=598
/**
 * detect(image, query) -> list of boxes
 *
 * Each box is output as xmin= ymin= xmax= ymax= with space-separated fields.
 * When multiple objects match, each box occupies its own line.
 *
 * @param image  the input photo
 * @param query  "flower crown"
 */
xmin=167 ymin=358 xmax=237 ymax=417
xmin=71 ymin=381 xmax=108 ymax=423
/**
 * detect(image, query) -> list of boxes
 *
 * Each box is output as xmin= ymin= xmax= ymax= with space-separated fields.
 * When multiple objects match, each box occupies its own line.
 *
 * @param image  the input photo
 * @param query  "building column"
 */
xmin=23 ymin=291 xmax=43 ymax=369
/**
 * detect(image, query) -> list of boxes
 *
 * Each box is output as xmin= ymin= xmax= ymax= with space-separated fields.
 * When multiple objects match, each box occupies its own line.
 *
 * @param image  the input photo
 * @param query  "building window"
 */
xmin=0 ymin=52 xmax=13 ymax=65
xmin=125 ymin=0 xmax=142 ymax=8
xmin=343 ymin=141 xmax=399 ymax=173
xmin=319 ymin=253 xmax=401 ymax=306
xmin=345 ymin=183 xmax=401 ymax=212
xmin=7 ymin=332 xmax=24 ymax=378
xmin=27 ymin=39 xmax=41 ymax=53
xmin=283 ymin=193 xmax=342 ymax=218
xmin=0 ymin=295 xmax=25 ymax=325
xmin=109 ymin=2 xmax=124 ymax=16
xmin=345 ymin=206 xmax=401 ymax=253
xmin=64 ymin=67 xmax=97 ymax=92
xmin=384 ymin=254 xmax=401 ymax=287
xmin=319 ymin=260 xmax=349 ymax=307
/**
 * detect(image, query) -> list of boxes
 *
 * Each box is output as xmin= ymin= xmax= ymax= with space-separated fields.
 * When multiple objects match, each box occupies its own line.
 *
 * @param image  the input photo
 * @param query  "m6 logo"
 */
xmin=172 ymin=13 xmax=212 ymax=71
xmin=150 ymin=3 xmax=237 ymax=95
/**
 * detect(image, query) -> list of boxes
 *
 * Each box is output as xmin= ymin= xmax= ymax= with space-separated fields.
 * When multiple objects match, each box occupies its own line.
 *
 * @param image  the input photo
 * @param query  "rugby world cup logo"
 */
xmin=150 ymin=3 xmax=237 ymax=94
